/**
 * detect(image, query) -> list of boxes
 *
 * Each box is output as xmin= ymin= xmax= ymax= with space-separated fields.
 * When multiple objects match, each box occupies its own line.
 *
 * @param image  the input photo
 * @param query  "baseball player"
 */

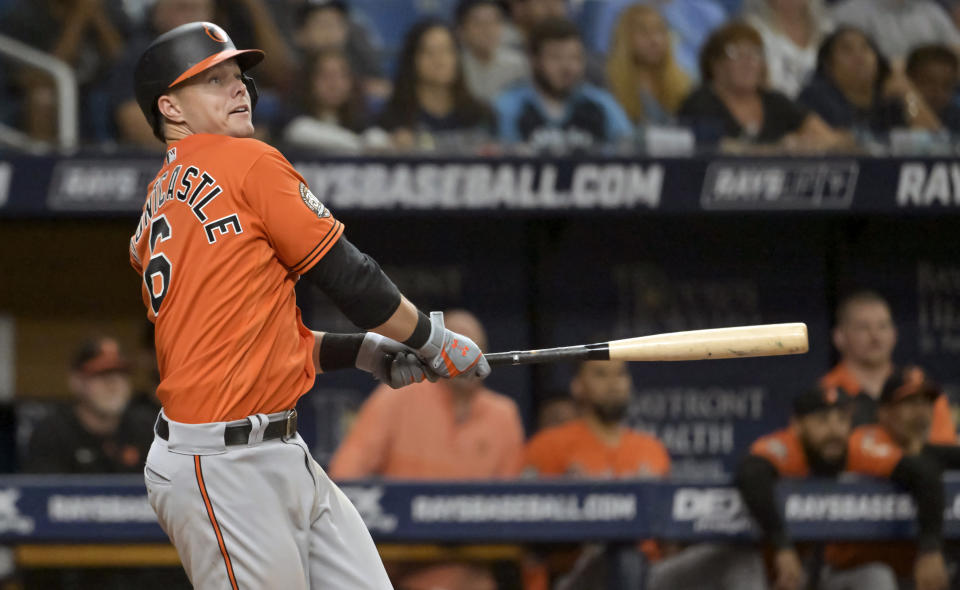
xmin=128 ymin=22 xmax=489 ymax=589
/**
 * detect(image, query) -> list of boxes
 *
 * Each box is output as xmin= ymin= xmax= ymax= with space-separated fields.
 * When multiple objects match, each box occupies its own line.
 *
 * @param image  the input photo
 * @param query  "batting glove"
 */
xmin=416 ymin=311 xmax=491 ymax=379
xmin=356 ymin=333 xmax=435 ymax=388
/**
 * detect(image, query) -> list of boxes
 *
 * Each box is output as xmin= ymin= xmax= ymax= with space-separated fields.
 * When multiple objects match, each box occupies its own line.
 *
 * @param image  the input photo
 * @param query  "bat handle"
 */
xmin=485 ymin=344 xmax=603 ymax=366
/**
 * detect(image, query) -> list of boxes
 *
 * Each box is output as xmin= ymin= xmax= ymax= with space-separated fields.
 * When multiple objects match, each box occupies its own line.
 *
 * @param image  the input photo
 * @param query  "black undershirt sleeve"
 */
xmin=922 ymin=444 xmax=960 ymax=470
xmin=735 ymin=454 xmax=791 ymax=548
xmin=303 ymin=237 xmax=402 ymax=330
xmin=890 ymin=454 xmax=944 ymax=553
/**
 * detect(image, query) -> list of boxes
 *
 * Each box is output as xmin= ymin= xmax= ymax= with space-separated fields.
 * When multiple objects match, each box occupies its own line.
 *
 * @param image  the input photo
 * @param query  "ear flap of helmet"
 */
xmin=243 ymin=74 xmax=259 ymax=110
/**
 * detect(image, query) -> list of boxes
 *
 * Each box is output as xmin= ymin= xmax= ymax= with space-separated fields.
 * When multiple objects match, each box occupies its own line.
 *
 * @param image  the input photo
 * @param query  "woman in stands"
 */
xmin=742 ymin=0 xmax=832 ymax=98
xmin=376 ymin=19 xmax=493 ymax=151
xmin=797 ymin=27 xmax=941 ymax=141
xmin=606 ymin=3 xmax=691 ymax=125
xmin=281 ymin=49 xmax=389 ymax=153
xmin=678 ymin=21 xmax=846 ymax=153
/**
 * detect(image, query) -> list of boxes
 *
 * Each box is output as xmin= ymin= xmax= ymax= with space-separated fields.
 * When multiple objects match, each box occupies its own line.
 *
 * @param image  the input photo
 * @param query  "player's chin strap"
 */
xmin=247 ymin=413 xmax=269 ymax=445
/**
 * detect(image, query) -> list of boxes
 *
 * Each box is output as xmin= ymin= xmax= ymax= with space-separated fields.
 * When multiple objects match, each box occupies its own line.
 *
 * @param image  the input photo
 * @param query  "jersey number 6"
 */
xmin=144 ymin=215 xmax=172 ymax=316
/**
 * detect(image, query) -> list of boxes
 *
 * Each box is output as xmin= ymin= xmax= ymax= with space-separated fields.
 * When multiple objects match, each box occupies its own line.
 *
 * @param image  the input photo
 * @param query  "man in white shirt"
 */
xmin=832 ymin=0 xmax=960 ymax=60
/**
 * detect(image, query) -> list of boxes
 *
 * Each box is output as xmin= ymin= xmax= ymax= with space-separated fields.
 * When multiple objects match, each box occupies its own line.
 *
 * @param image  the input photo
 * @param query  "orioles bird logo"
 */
xmin=204 ymin=24 xmax=228 ymax=43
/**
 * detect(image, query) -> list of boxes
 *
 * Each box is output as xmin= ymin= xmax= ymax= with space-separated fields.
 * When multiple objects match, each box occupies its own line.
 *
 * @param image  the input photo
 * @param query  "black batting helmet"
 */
xmin=134 ymin=22 xmax=264 ymax=140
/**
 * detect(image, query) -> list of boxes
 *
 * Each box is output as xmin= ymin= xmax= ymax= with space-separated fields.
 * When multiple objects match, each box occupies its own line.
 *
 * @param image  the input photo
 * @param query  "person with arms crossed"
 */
xmin=736 ymin=378 xmax=949 ymax=590
xmin=129 ymin=22 xmax=489 ymax=590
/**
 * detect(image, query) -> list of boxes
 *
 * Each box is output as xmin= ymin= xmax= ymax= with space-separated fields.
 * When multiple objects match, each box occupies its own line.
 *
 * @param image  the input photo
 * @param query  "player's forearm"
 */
xmin=735 ymin=455 xmax=791 ymax=548
xmin=370 ymin=296 xmax=423 ymax=343
xmin=311 ymin=331 xmax=364 ymax=374
xmin=892 ymin=454 xmax=944 ymax=552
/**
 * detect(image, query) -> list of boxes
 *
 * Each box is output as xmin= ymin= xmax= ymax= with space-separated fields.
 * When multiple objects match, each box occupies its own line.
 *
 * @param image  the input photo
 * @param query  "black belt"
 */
xmin=155 ymin=410 xmax=297 ymax=446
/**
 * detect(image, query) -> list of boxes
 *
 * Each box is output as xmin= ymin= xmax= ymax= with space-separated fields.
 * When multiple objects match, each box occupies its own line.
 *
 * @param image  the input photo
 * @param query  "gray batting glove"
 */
xmin=356 ymin=333 xmax=435 ymax=388
xmin=416 ymin=311 xmax=491 ymax=379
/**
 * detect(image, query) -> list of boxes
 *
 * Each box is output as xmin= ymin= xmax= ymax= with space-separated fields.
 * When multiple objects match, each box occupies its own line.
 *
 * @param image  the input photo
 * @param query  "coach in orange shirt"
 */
xmin=821 ymin=291 xmax=956 ymax=443
xmin=329 ymin=310 xmax=524 ymax=590
xmin=738 ymin=374 xmax=949 ymax=590
xmin=524 ymin=359 xmax=764 ymax=590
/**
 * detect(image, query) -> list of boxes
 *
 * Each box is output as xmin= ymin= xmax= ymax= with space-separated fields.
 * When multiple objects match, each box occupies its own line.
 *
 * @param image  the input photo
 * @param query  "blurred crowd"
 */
xmin=10 ymin=293 xmax=960 ymax=589
xmin=3 ymin=0 xmax=960 ymax=155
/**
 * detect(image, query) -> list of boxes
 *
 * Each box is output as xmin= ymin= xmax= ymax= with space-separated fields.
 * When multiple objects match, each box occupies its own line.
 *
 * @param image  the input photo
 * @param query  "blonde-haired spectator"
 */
xmin=606 ymin=3 xmax=691 ymax=124
xmin=743 ymin=0 xmax=833 ymax=98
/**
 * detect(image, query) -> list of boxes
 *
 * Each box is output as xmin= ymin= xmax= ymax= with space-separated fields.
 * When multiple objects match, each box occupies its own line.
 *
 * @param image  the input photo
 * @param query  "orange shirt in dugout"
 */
xmin=821 ymin=362 xmax=956 ymax=444
xmin=749 ymin=424 xmax=903 ymax=479
xmin=328 ymin=380 xmax=526 ymax=479
xmin=524 ymin=418 xmax=671 ymax=478
xmin=129 ymin=134 xmax=343 ymax=423
xmin=750 ymin=425 xmax=913 ymax=574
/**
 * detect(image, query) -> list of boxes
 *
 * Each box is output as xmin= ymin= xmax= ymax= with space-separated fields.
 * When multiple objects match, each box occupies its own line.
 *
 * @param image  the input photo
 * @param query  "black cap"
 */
xmin=879 ymin=366 xmax=940 ymax=405
xmin=72 ymin=337 xmax=131 ymax=376
xmin=793 ymin=384 xmax=850 ymax=417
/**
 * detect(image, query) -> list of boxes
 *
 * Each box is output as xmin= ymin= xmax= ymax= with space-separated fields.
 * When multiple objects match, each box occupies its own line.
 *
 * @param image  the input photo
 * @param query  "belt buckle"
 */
xmin=283 ymin=409 xmax=297 ymax=440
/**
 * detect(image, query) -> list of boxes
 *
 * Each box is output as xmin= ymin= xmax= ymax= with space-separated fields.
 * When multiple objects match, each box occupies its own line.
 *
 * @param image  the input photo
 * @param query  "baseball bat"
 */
xmin=485 ymin=323 xmax=808 ymax=366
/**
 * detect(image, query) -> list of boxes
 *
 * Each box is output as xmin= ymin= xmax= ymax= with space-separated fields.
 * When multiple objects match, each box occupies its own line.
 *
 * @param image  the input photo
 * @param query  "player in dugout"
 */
xmin=821 ymin=290 xmax=957 ymax=442
xmin=736 ymin=370 xmax=957 ymax=590
xmin=523 ymin=358 xmax=764 ymax=590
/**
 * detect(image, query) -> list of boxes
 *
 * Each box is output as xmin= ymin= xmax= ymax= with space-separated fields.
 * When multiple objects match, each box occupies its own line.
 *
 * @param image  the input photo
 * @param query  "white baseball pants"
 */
xmin=144 ymin=411 xmax=393 ymax=589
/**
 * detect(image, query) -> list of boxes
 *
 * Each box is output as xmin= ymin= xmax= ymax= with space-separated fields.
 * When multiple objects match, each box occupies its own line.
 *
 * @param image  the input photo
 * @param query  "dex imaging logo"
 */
xmin=0 ymin=488 xmax=35 ymax=535
xmin=340 ymin=486 xmax=398 ymax=533
xmin=672 ymin=487 xmax=753 ymax=533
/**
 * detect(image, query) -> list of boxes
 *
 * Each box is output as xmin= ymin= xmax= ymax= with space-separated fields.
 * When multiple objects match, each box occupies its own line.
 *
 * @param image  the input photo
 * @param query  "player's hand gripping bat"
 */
xmin=485 ymin=323 xmax=808 ymax=366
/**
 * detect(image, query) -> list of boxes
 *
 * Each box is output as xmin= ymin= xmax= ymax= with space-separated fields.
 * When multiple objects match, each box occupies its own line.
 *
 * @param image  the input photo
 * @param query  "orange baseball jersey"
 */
xmin=524 ymin=419 xmax=671 ymax=478
xmin=749 ymin=425 xmax=903 ymax=479
xmin=328 ymin=380 xmax=526 ymax=480
xmin=129 ymin=134 xmax=343 ymax=423
xmin=821 ymin=363 xmax=957 ymax=444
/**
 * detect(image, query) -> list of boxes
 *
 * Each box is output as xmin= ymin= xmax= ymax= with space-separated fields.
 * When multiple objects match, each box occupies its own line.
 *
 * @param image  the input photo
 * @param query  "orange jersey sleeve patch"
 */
xmin=242 ymin=149 xmax=343 ymax=274
xmin=845 ymin=425 xmax=902 ymax=478
xmin=749 ymin=428 xmax=810 ymax=477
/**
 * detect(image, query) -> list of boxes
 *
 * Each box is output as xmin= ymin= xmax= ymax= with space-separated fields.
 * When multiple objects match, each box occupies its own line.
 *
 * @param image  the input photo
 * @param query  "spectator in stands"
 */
xmin=377 ymin=20 xmax=494 ymax=152
xmin=329 ymin=310 xmax=524 ymax=590
xmin=798 ymin=28 xmax=942 ymax=141
xmin=22 ymin=337 xmax=155 ymax=474
xmin=495 ymin=18 xmax=634 ymax=153
xmin=0 ymin=0 xmax=127 ymax=143
xmin=736 ymin=382 xmax=949 ymax=590
xmin=293 ymin=0 xmax=390 ymax=100
xmin=504 ymin=0 xmax=607 ymax=84
xmin=524 ymin=359 xmax=764 ymax=589
xmin=649 ymin=0 xmax=730 ymax=81
xmin=907 ymin=45 xmax=960 ymax=134
xmin=281 ymin=49 xmax=389 ymax=151
xmin=606 ymin=3 xmax=691 ymax=125
xmin=830 ymin=0 xmax=960 ymax=62
xmin=456 ymin=0 xmax=530 ymax=103
xmin=821 ymin=290 xmax=957 ymax=441
xmin=678 ymin=21 xmax=846 ymax=152
xmin=742 ymin=0 xmax=833 ymax=98
xmin=110 ymin=0 xmax=215 ymax=148
xmin=503 ymin=0 xmax=568 ymax=51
